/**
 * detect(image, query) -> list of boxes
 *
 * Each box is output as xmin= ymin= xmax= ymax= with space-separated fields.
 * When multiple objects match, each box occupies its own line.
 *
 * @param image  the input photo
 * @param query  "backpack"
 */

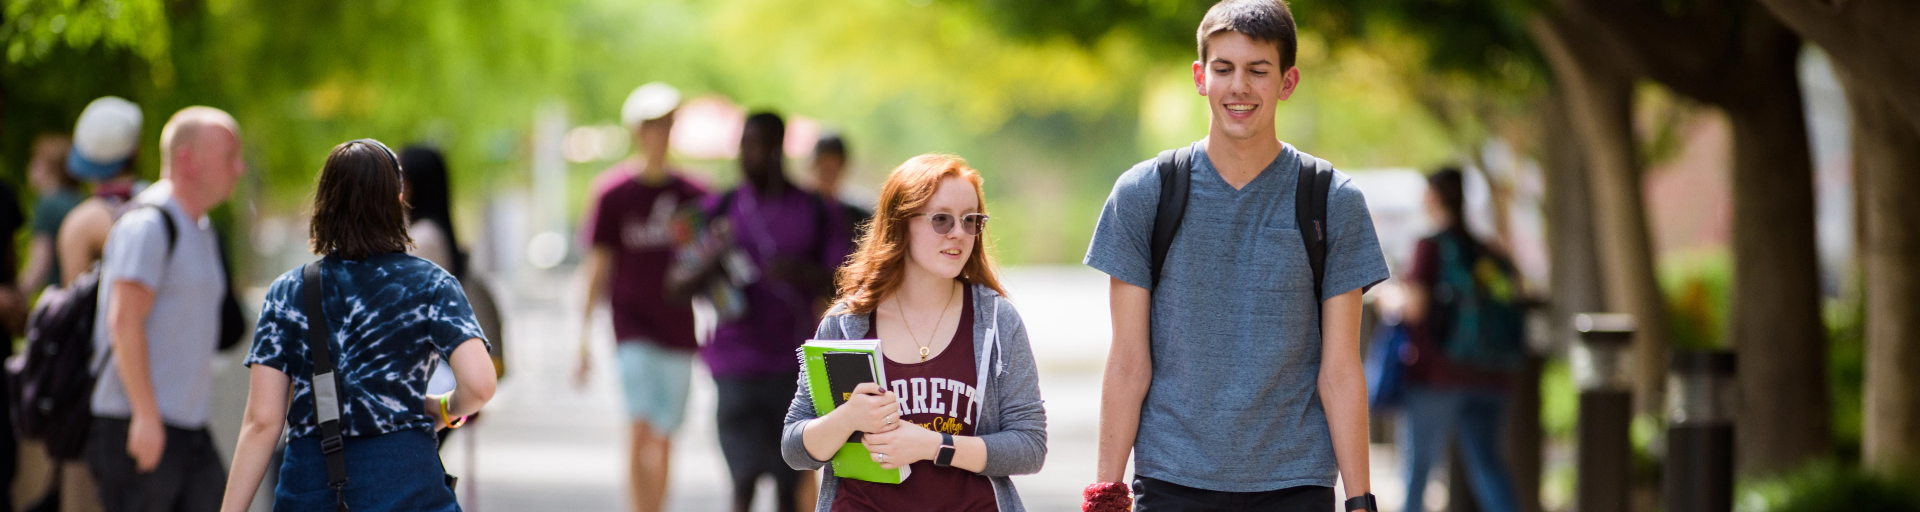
xmin=1148 ymin=146 xmax=1335 ymax=303
xmin=672 ymin=188 xmax=834 ymax=321
xmin=1426 ymin=231 xmax=1525 ymax=371
xmin=9 ymin=204 xmax=175 ymax=459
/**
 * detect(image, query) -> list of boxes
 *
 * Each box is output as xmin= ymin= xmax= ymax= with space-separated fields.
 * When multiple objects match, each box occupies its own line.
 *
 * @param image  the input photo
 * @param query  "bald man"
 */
xmin=84 ymin=107 xmax=244 ymax=512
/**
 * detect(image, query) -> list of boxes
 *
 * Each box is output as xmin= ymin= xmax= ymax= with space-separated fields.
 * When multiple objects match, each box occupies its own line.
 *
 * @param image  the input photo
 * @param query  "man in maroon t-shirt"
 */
xmin=576 ymin=82 xmax=707 ymax=512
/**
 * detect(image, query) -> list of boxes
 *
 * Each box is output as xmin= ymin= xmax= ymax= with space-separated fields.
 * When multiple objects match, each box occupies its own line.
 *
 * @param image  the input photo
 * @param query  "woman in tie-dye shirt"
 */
xmin=220 ymin=139 xmax=497 ymax=512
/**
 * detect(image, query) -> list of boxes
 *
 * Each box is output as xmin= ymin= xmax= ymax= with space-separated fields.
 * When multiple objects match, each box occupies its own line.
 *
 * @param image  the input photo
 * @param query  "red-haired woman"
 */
xmin=781 ymin=154 xmax=1047 ymax=512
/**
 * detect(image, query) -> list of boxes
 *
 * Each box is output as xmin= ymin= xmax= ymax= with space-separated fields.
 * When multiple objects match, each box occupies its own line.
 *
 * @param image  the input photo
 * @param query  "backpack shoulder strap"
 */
xmin=1295 ymin=155 xmax=1333 ymax=301
xmin=1148 ymin=146 xmax=1194 ymax=289
xmin=114 ymin=203 xmax=178 ymax=258
xmin=301 ymin=262 xmax=352 ymax=512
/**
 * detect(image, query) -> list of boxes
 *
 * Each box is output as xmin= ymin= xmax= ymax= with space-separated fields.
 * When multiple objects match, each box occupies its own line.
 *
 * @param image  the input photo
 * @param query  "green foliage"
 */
xmin=4 ymin=0 xmax=1470 ymax=265
xmin=1825 ymin=298 xmax=1866 ymax=464
xmin=2 ymin=0 xmax=172 ymax=82
xmin=1660 ymin=249 xmax=1732 ymax=350
xmin=1539 ymin=357 xmax=1577 ymax=438
xmin=1736 ymin=461 xmax=1920 ymax=512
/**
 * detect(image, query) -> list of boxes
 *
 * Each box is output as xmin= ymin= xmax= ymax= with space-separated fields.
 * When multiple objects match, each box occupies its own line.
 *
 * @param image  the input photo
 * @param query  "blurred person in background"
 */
xmin=402 ymin=145 xmax=507 ymax=451
xmin=401 ymin=147 xmax=466 ymax=277
xmin=676 ymin=112 xmax=850 ymax=512
xmin=576 ymin=83 xmax=707 ymax=512
xmin=221 ymin=139 xmax=496 ymax=511
xmin=1394 ymin=167 xmax=1522 ymax=512
xmin=783 ymin=153 xmax=1048 ymax=512
xmin=811 ymin=133 xmax=873 ymax=239
xmin=86 ymin=107 xmax=245 ymax=512
xmin=22 ymin=134 xmax=85 ymax=294
xmin=58 ymin=97 xmax=150 ymax=289
xmin=0 ymin=137 xmax=32 ymax=510
xmin=35 ymin=95 xmax=146 ymax=512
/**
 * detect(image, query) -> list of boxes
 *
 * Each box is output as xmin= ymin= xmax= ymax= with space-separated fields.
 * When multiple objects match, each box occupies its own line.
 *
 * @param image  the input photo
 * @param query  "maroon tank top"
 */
xmin=834 ymin=287 xmax=997 ymax=512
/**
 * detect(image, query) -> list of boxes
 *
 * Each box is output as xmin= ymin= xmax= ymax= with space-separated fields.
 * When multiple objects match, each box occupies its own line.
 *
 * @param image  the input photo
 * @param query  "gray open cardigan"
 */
xmin=781 ymin=284 xmax=1048 ymax=512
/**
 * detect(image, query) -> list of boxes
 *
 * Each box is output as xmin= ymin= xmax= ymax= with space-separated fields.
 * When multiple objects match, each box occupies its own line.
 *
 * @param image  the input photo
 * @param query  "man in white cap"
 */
xmin=86 ymin=106 xmax=245 ymax=512
xmin=575 ymin=82 xmax=707 ymax=512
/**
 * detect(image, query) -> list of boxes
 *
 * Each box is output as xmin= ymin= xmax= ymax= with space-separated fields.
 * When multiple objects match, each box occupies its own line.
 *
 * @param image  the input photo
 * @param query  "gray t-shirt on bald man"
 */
xmin=1084 ymin=141 xmax=1390 ymax=492
xmin=91 ymin=182 xmax=226 ymax=429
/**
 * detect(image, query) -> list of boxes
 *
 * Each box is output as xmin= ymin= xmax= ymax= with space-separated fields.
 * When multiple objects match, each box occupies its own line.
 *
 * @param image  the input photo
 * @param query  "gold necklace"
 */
xmin=896 ymin=281 xmax=957 ymax=362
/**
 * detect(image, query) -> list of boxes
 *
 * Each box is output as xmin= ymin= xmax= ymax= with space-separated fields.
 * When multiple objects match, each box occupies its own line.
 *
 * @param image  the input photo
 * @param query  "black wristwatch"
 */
xmin=934 ymin=433 xmax=956 ymax=467
xmin=1344 ymin=493 xmax=1378 ymax=512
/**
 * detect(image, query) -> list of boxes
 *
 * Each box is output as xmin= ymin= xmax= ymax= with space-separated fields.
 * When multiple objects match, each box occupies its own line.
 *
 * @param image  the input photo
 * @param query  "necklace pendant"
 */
xmin=919 ymin=347 xmax=930 ymax=361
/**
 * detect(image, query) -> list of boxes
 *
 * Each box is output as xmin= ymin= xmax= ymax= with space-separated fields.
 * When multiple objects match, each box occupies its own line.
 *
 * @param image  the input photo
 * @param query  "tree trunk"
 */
xmin=1755 ymin=0 xmax=1920 ymax=134
xmin=1531 ymin=14 xmax=1674 ymax=413
xmin=1543 ymin=88 xmax=1610 ymax=350
xmin=1529 ymin=88 xmax=1601 ymax=512
xmin=1723 ymin=88 xmax=1832 ymax=476
xmin=1844 ymin=70 xmax=1920 ymax=474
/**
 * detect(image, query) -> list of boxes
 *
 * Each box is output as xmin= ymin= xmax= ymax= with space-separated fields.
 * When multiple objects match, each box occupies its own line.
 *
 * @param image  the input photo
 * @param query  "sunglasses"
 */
xmin=909 ymin=213 xmax=989 ymax=236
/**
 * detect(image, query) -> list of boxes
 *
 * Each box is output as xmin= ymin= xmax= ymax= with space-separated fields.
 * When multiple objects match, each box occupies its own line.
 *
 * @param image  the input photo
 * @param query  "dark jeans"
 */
xmin=85 ymin=418 xmax=225 ymax=512
xmin=1399 ymin=385 xmax=1518 ymax=512
xmin=1133 ymin=477 xmax=1333 ymax=512
xmin=715 ymin=373 xmax=803 ymax=512
xmin=275 ymin=428 xmax=458 ymax=512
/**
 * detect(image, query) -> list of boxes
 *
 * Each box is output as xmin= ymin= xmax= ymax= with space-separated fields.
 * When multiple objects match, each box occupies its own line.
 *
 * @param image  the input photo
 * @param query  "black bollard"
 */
xmin=1573 ymin=313 xmax=1633 ymax=512
xmin=1665 ymin=350 xmax=1736 ymax=512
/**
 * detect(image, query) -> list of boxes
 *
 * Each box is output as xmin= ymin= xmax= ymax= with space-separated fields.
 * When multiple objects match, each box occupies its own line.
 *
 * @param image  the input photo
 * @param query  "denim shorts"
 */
xmin=617 ymin=340 xmax=696 ymax=432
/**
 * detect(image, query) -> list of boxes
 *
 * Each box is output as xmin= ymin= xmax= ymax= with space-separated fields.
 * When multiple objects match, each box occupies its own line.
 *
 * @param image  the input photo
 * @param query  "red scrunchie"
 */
xmin=1082 ymin=482 xmax=1131 ymax=512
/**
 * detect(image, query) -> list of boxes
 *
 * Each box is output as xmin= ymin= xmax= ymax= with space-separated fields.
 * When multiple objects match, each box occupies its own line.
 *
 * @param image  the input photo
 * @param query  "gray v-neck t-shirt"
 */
xmin=1084 ymin=141 xmax=1390 ymax=492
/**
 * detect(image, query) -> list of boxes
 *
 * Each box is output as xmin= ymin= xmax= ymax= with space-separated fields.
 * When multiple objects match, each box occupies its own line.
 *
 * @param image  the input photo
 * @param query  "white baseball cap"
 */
xmin=621 ymin=82 xmax=681 ymax=129
xmin=67 ymin=96 xmax=143 ymax=180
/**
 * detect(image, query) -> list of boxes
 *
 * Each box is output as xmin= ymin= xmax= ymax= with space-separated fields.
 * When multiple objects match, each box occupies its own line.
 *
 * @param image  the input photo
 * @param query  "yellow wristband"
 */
xmin=439 ymin=394 xmax=467 ymax=429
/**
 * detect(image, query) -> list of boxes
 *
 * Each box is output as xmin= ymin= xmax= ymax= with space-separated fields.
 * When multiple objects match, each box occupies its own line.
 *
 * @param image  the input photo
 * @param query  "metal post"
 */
xmin=1665 ymin=350 xmax=1736 ymax=512
xmin=1573 ymin=313 xmax=1634 ymax=512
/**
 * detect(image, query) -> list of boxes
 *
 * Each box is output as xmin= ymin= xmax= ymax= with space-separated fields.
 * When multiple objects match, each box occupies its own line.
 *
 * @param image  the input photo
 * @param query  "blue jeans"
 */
xmin=275 ymin=428 xmax=458 ymax=512
xmin=1399 ymin=385 xmax=1518 ymax=512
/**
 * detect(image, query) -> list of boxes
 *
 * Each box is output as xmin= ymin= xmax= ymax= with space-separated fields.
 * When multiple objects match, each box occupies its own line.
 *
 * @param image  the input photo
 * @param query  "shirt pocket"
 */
xmin=1255 ymin=227 xmax=1313 ymax=293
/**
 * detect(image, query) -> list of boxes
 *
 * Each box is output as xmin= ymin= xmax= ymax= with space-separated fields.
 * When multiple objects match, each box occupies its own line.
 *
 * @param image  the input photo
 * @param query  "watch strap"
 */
xmin=934 ymin=433 xmax=956 ymax=467
xmin=1344 ymin=493 xmax=1378 ymax=512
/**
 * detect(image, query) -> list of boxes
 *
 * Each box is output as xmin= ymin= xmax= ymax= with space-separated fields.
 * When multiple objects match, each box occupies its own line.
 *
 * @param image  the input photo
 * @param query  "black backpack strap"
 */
xmin=1148 ymin=146 xmax=1194 ymax=288
xmin=1295 ymin=155 xmax=1333 ymax=301
xmin=301 ymin=262 xmax=351 ymax=512
xmin=145 ymin=205 xmax=179 ymax=257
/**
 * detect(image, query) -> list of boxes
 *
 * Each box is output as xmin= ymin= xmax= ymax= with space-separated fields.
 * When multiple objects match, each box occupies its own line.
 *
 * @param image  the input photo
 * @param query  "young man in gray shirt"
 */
xmin=1083 ymin=1 xmax=1390 ymax=511
xmin=87 ymin=107 xmax=246 ymax=512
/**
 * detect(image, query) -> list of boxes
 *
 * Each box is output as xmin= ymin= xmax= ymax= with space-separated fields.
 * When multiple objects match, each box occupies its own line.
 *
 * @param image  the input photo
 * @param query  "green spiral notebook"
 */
xmin=798 ymin=339 xmax=911 ymax=484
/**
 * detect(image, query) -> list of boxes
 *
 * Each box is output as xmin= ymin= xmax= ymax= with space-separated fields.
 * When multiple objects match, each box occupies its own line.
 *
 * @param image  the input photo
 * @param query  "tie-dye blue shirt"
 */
xmin=246 ymin=253 xmax=489 ymax=438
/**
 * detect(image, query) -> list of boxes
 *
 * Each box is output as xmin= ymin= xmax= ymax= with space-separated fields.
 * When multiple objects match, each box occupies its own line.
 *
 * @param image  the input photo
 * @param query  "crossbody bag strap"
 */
xmin=301 ymin=261 xmax=352 ymax=512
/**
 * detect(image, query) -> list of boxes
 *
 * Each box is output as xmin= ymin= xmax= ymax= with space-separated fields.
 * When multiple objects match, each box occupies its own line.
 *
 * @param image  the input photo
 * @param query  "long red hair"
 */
xmin=836 ymin=153 xmax=1007 ymax=314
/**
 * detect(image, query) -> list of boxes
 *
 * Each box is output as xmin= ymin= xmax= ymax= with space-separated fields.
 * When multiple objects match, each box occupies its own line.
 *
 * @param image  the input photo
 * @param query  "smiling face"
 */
xmin=1194 ymin=31 xmax=1298 ymax=142
xmin=904 ymin=176 xmax=980 ymax=281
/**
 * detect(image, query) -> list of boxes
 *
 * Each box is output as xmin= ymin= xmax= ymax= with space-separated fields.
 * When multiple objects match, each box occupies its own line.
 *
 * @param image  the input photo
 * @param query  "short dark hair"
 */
xmin=310 ymin=140 xmax=413 ymax=259
xmin=815 ymin=132 xmax=847 ymax=159
xmin=1196 ymin=0 xmax=1298 ymax=71
xmin=1428 ymin=166 xmax=1466 ymax=230
xmin=744 ymin=112 xmax=785 ymax=147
